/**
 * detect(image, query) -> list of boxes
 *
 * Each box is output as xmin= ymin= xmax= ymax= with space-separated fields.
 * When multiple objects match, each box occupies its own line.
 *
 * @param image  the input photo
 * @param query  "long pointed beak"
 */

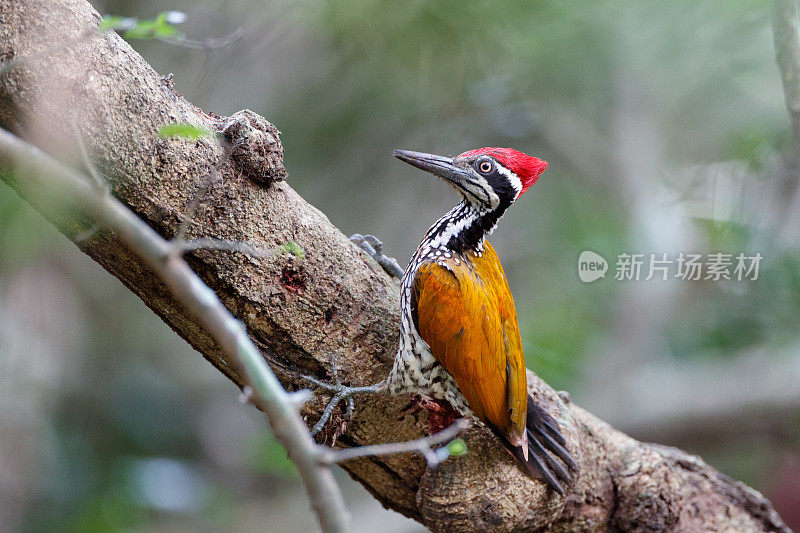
xmin=393 ymin=149 xmax=470 ymax=188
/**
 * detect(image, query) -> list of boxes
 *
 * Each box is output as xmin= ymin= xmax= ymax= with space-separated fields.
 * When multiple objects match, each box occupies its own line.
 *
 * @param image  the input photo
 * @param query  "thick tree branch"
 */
xmin=0 ymin=0 xmax=790 ymax=531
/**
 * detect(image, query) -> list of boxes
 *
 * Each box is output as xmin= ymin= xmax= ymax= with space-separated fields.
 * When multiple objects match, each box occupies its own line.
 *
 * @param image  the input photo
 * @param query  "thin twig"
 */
xmin=157 ymin=27 xmax=243 ymax=50
xmin=194 ymin=48 xmax=215 ymax=91
xmin=0 ymin=17 xmax=241 ymax=76
xmin=148 ymin=24 xmax=243 ymax=91
xmin=69 ymin=119 xmax=107 ymax=243
xmin=318 ymin=418 xmax=471 ymax=467
xmin=70 ymin=118 xmax=106 ymax=189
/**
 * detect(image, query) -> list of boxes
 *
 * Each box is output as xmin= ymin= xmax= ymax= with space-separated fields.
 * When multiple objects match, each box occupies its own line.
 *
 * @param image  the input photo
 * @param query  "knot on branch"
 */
xmin=216 ymin=109 xmax=286 ymax=185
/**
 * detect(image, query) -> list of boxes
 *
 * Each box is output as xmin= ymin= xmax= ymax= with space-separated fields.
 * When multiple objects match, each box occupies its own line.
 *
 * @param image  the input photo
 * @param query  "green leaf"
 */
xmin=280 ymin=242 xmax=306 ymax=259
xmin=122 ymin=16 xmax=182 ymax=40
xmin=446 ymin=438 xmax=467 ymax=457
xmin=158 ymin=122 xmax=212 ymax=140
xmin=101 ymin=12 xmax=184 ymax=40
xmin=153 ymin=12 xmax=183 ymax=38
xmin=98 ymin=15 xmax=136 ymax=32
xmin=122 ymin=20 xmax=156 ymax=39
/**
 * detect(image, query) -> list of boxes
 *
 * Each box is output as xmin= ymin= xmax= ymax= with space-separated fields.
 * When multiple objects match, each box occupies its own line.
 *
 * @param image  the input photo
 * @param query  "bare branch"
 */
xmin=319 ymin=419 xmax=471 ymax=467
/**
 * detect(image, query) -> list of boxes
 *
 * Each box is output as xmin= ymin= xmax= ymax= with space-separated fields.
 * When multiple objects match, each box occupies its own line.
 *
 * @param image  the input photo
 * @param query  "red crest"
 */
xmin=459 ymin=147 xmax=548 ymax=195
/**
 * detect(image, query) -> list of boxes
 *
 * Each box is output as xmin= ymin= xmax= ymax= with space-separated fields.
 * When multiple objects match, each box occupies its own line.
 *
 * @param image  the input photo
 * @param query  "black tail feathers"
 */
xmin=493 ymin=395 xmax=578 ymax=496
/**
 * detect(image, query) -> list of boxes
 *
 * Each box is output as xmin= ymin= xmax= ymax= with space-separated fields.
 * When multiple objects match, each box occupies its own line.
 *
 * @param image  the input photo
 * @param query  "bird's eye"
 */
xmin=478 ymin=160 xmax=493 ymax=174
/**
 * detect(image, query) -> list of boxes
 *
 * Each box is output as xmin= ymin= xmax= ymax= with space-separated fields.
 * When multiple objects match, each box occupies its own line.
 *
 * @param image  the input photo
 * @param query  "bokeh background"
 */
xmin=2 ymin=0 xmax=800 ymax=530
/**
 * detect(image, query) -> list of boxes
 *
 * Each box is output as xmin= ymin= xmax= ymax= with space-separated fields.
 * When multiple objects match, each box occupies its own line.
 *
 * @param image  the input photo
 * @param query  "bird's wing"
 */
xmin=411 ymin=242 xmax=527 ymax=447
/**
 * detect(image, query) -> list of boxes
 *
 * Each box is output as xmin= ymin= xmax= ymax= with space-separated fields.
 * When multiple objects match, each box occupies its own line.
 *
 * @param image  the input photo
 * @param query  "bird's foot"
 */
xmin=350 ymin=233 xmax=404 ymax=278
xmin=301 ymin=356 xmax=387 ymax=438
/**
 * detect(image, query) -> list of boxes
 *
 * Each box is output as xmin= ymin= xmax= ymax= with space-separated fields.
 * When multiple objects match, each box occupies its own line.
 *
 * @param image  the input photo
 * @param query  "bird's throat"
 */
xmin=423 ymin=199 xmax=512 ymax=254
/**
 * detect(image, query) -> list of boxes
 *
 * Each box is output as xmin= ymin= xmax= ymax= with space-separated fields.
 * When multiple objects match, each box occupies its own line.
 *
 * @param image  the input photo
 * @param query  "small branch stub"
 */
xmin=215 ymin=109 xmax=287 ymax=185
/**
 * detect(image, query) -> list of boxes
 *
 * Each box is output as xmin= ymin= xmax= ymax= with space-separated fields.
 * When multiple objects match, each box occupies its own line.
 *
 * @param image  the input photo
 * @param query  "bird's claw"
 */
xmin=350 ymin=233 xmax=404 ymax=278
xmin=302 ymin=355 xmax=386 ymax=437
xmin=301 ymin=375 xmax=353 ymax=436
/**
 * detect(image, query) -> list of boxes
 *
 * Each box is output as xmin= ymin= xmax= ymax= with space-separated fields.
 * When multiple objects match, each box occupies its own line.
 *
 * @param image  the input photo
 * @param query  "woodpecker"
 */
xmin=386 ymin=147 xmax=576 ymax=494
xmin=307 ymin=147 xmax=576 ymax=494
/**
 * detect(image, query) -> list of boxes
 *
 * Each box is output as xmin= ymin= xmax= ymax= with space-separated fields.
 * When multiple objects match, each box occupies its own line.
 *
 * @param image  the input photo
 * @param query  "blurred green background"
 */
xmin=2 ymin=0 xmax=800 ymax=530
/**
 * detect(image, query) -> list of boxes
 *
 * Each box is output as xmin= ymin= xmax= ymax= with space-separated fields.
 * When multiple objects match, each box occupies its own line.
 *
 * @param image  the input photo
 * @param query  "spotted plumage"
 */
xmin=388 ymin=148 xmax=577 ymax=494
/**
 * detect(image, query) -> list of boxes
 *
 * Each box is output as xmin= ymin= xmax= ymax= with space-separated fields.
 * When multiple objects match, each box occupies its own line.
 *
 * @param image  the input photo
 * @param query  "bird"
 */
xmin=307 ymin=147 xmax=577 ymax=495
xmin=386 ymin=148 xmax=576 ymax=494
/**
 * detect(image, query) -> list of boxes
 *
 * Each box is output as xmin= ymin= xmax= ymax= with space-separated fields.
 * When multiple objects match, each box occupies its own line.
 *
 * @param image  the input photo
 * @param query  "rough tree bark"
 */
xmin=0 ymin=1 xmax=790 ymax=531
